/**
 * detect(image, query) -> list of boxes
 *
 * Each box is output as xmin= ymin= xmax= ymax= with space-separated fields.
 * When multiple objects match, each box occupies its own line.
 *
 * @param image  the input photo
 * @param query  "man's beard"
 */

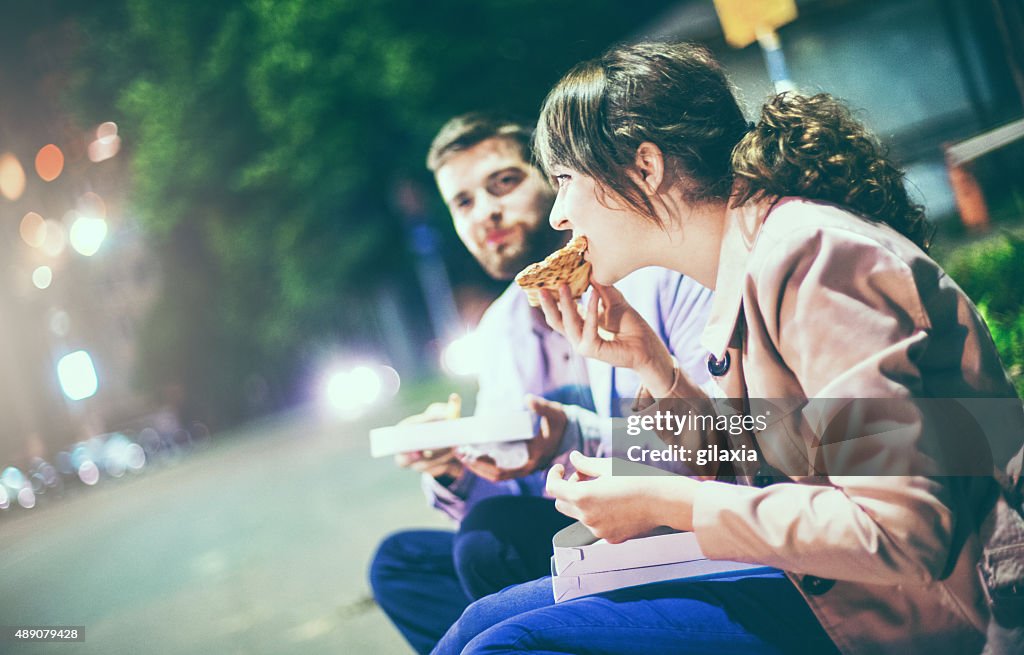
xmin=479 ymin=226 xmax=569 ymax=281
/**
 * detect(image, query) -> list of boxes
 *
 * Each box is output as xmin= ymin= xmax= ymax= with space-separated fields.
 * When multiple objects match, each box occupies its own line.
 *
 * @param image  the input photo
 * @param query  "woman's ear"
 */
xmin=628 ymin=142 xmax=665 ymax=196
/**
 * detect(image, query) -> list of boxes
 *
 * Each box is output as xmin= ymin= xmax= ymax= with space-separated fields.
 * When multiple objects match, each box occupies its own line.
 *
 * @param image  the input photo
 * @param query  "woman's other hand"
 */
xmin=546 ymin=451 xmax=698 ymax=543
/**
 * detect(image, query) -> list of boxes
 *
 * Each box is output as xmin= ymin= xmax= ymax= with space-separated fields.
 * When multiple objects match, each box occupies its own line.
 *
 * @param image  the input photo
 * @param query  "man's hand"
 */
xmin=459 ymin=394 xmax=568 ymax=482
xmin=393 ymin=393 xmax=464 ymax=481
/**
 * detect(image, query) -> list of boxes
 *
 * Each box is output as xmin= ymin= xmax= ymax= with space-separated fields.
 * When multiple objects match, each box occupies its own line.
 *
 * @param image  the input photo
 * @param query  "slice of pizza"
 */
xmin=514 ymin=235 xmax=591 ymax=307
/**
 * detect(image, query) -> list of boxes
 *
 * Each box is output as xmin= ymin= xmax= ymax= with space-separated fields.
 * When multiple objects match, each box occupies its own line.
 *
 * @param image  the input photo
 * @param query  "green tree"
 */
xmin=70 ymin=0 xmax=664 ymax=427
xmin=945 ymin=234 xmax=1024 ymax=394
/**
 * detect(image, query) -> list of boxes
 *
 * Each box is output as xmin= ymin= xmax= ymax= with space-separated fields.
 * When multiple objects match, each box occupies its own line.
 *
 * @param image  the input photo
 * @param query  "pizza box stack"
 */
xmin=551 ymin=521 xmax=772 ymax=602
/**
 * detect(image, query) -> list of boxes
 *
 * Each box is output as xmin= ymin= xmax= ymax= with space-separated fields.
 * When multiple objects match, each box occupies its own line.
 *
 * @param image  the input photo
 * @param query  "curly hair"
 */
xmin=732 ymin=93 xmax=932 ymax=250
xmin=535 ymin=42 xmax=933 ymax=251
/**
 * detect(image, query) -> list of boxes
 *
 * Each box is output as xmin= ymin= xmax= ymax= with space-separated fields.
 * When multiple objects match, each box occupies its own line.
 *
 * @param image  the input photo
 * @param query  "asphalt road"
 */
xmin=0 ymin=398 xmax=458 ymax=655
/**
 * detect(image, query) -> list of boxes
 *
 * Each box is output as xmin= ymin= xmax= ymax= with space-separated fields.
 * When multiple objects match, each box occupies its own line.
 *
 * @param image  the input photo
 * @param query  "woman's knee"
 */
xmin=436 ymin=579 xmax=555 ymax=654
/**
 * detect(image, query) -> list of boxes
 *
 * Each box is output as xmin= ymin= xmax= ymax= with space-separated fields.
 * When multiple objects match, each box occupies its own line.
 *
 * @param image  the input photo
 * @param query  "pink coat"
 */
xmin=659 ymin=197 xmax=1023 ymax=655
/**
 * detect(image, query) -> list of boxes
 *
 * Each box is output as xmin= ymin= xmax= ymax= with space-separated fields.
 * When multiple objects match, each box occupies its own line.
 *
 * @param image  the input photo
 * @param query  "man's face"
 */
xmin=435 ymin=137 xmax=561 ymax=280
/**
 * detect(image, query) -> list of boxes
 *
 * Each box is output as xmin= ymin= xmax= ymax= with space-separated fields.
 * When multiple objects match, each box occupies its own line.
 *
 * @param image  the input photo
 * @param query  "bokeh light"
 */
xmin=57 ymin=350 xmax=99 ymax=401
xmin=19 ymin=211 xmax=47 ymax=248
xmin=377 ymin=365 xmax=402 ymax=399
xmin=49 ymin=309 xmax=71 ymax=337
xmin=32 ymin=266 xmax=53 ymax=290
xmin=78 ymin=460 xmax=100 ymax=486
xmin=442 ymin=331 xmax=484 ymax=377
xmin=102 ymin=434 xmax=140 ymax=478
xmin=97 ymin=122 xmax=118 ymax=139
xmin=40 ymin=220 xmax=67 ymax=257
xmin=323 ymin=363 xmax=391 ymax=417
xmin=126 ymin=443 xmax=146 ymax=471
xmin=69 ymin=215 xmax=108 ymax=256
xmin=17 ymin=486 xmax=36 ymax=509
xmin=326 ymin=367 xmax=378 ymax=411
xmin=1 ymin=467 xmax=36 ymax=510
xmin=78 ymin=191 xmax=107 ymax=219
xmin=35 ymin=144 xmax=64 ymax=182
xmin=89 ymin=123 xmax=121 ymax=163
xmin=1 ymin=466 xmax=26 ymax=491
xmin=0 ymin=152 xmax=26 ymax=200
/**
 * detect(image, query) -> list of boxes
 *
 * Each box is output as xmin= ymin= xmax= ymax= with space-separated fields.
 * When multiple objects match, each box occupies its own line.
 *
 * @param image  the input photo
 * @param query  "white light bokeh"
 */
xmin=78 ymin=461 xmax=100 ymax=486
xmin=57 ymin=350 xmax=99 ymax=401
xmin=69 ymin=215 xmax=108 ymax=256
xmin=350 ymin=366 xmax=383 ymax=404
xmin=17 ymin=486 xmax=36 ymax=509
xmin=322 ymin=362 xmax=395 ymax=418
xmin=88 ymin=135 xmax=121 ymax=163
xmin=126 ymin=443 xmax=146 ymax=471
xmin=32 ymin=266 xmax=53 ymax=290
xmin=41 ymin=220 xmax=67 ymax=257
xmin=441 ymin=331 xmax=484 ymax=377
xmin=376 ymin=365 xmax=402 ymax=399
xmin=325 ymin=367 xmax=378 ymax=413
xmin=96 ymin=121 xmax=118 ymax=139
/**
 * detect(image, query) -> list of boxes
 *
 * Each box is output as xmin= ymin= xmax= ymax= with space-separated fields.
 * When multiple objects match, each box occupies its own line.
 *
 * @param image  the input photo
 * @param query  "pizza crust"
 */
xmin=514 ymin=235 xmax=591 ymax=307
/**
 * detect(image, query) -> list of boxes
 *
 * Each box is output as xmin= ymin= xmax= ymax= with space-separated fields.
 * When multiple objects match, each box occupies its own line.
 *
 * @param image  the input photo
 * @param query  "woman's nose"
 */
xmin=549 ymin=203 xmax=572 ymax=231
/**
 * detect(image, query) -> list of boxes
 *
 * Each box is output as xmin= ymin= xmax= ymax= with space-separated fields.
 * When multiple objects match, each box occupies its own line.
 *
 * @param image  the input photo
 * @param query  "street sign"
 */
xmin=713 ymin=0 xmax=798 ymax=48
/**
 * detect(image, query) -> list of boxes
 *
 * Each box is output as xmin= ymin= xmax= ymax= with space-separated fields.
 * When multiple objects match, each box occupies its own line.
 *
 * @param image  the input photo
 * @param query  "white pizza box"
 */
xmin=551 ymin=521 xmax=770 ymax=602
xmin=369 ymin=411 xmax=534 ymax=458
xmin=551 ymin=557 xmax=774 ymax=603
xmin=554 ymin=522 xmax=706 ymax=576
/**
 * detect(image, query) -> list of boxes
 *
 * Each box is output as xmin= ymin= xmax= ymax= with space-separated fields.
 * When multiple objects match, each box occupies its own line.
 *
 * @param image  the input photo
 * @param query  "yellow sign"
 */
xmin=713 ymin=0 xmax=798 ymax=48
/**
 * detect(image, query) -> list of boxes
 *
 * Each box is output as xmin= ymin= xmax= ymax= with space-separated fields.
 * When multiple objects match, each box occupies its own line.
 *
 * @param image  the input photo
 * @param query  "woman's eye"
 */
xmin=553 ymin=174 xmax=570 ymax=187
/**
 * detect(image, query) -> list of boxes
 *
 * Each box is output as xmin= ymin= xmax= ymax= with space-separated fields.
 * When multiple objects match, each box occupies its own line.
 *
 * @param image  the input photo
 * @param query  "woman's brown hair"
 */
xmin=535 ymin=41 xmax=932 ymax=250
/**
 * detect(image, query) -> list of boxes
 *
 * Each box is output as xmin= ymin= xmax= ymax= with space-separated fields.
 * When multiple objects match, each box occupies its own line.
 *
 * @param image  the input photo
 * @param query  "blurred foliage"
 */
xmin=945 ymin=233 xmax=1024 ymax=394
xmin=67 ymin=0 xmax=663 ymax=427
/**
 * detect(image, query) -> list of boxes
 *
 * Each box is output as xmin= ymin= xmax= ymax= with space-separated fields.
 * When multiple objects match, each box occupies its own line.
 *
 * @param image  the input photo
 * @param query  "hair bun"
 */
xmin=731 ymin=93 xmax=931 ymax=250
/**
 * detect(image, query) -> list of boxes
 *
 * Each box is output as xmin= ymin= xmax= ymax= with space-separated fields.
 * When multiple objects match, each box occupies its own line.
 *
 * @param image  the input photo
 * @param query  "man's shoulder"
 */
xmin=616 ymin=266 xmax=711 ymax=311
xmin=477 ymin=282 xmax=534 ymax=334
xmin=617 ymin=266 xmax=703 ymax=293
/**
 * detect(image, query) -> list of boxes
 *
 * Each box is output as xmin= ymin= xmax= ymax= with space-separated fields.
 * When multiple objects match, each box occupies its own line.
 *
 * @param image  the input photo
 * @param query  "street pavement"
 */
xmin=0 ymin=397 xmax=460 ymax=654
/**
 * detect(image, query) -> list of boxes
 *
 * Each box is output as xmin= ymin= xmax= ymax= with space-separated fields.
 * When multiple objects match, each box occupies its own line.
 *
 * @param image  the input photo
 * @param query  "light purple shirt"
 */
xmin=425 ymin=267 xmax=714 ymax=521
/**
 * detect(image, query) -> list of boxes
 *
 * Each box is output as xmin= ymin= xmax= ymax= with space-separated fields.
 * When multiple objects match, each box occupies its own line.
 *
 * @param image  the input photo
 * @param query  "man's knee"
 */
xmin=453 ymin=526 xmax=507 ymax=598
xmin=368 ymin=531 xmax=409 ymax=594
xmin=454 ymin=496 xmax=560 ymax=599
xmin=369 ymin=530 xmax=451 ymax=594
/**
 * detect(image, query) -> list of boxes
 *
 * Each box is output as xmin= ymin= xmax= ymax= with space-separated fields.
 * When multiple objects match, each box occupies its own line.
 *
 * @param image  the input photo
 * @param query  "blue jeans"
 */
xmin=433 ymin=572 xmax=840 ymax=655
xmin=370 ymin=496 xmax=575 ymax=654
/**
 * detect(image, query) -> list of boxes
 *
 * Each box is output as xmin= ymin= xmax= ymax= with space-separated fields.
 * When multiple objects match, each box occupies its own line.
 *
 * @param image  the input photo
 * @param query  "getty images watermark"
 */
xmin=609 ymin=396 xmax=1023 ymax=477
